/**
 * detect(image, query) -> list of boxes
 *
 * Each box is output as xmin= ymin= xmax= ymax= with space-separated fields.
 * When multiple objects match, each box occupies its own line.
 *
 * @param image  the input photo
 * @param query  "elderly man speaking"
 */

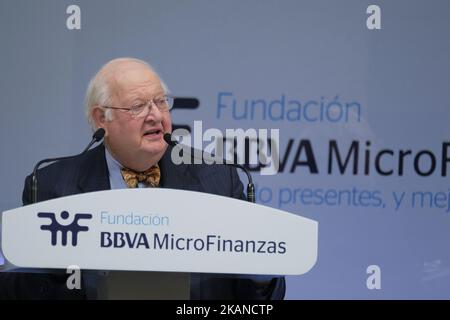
xmin=0 ymin=58 xmax=285 ymax=300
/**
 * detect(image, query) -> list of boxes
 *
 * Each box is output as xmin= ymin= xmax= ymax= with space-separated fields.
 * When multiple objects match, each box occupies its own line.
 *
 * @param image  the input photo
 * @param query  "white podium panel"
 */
xmin=1 ymin=189 xmax=318 ymax=275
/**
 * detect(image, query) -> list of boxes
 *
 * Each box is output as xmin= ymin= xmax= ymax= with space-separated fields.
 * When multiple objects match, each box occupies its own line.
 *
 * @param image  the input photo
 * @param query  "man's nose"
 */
xmin=144 ymin=102 xmax=163 ymax=123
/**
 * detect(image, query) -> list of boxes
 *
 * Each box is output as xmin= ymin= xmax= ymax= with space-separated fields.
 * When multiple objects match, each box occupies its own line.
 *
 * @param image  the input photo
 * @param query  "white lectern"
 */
xmin=0 ymin=188 xmax=318 ymax=299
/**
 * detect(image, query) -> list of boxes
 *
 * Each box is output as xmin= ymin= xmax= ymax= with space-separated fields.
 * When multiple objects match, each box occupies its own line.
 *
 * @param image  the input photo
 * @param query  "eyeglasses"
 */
xmin=102 ymin=96 xmax=174 ymax=119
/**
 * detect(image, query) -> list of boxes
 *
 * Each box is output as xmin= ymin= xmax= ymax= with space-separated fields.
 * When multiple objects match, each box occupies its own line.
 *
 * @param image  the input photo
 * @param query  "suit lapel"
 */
xmin=77 ymin=144 xmax=111 ymax=193
xmin=159 ymin=146 xmax=203 ymax=192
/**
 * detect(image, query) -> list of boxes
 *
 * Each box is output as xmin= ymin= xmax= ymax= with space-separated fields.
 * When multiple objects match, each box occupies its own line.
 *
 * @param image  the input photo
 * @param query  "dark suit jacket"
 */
xmin=0 ymin=144 xmax=285 ymax=300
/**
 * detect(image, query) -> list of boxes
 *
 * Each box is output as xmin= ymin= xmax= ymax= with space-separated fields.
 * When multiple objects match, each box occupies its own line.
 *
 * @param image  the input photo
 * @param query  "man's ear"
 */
xmin=91 ymin=106 xmax=107 ymax=131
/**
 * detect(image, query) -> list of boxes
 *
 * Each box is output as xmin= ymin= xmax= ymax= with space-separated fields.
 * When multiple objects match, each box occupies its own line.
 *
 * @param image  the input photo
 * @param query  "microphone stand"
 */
xmin=164 ymin=133 xmax=255 ymax=203
xmin=31 ymin=128 xmax=105 ymax=204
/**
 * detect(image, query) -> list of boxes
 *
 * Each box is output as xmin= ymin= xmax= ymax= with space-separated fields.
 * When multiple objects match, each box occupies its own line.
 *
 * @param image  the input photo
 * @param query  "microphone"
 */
xmin=163 ymin=133 xmax=255 ymax=203
xmin=31 ymin=128 xmax=106 ymax=204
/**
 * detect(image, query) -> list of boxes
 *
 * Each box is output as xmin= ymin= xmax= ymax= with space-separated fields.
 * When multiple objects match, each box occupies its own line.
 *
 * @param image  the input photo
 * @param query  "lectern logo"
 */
xmin=37 ymin=211 xmax=92 ymax=246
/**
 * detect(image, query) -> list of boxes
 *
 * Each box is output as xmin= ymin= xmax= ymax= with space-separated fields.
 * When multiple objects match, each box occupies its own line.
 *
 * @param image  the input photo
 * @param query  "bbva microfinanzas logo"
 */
xmin=37 ymin=211 xmax=92 ymax=246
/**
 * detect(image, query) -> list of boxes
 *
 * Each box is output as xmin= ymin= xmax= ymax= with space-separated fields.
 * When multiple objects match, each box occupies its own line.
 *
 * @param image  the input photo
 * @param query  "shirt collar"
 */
xmin=104 ymin=145 xmax=123 ymax=175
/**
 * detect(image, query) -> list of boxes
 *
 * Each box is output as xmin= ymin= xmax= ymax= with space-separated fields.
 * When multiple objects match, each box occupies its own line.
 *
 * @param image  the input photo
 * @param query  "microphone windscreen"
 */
xmin=163 ymin=133 xmax=177 ymax=146
xmin=93 ymin=128 xmax=106 ymax=141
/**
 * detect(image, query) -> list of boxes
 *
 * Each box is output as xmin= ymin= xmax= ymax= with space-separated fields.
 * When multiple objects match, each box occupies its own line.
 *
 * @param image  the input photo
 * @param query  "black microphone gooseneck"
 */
xmin=163 ymin=133 xmax=255 ymax=203
xmin=31 ymin=128 xmax=106 ymax=204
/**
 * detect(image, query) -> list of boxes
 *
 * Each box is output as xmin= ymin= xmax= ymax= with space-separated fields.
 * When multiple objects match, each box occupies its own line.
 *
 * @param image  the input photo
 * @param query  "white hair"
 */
xmin=85 ymin=57 xmax=170 ymax=130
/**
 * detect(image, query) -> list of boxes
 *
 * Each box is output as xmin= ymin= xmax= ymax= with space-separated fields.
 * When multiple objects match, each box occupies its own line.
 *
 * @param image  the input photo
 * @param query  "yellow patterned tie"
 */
xmin=120 ymin=165 xmax=161 ymax=188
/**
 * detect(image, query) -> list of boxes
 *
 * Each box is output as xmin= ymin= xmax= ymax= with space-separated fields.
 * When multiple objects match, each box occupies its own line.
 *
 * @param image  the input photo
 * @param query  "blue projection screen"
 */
xmin=0 ymin=0 xmax=449 ymax=299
